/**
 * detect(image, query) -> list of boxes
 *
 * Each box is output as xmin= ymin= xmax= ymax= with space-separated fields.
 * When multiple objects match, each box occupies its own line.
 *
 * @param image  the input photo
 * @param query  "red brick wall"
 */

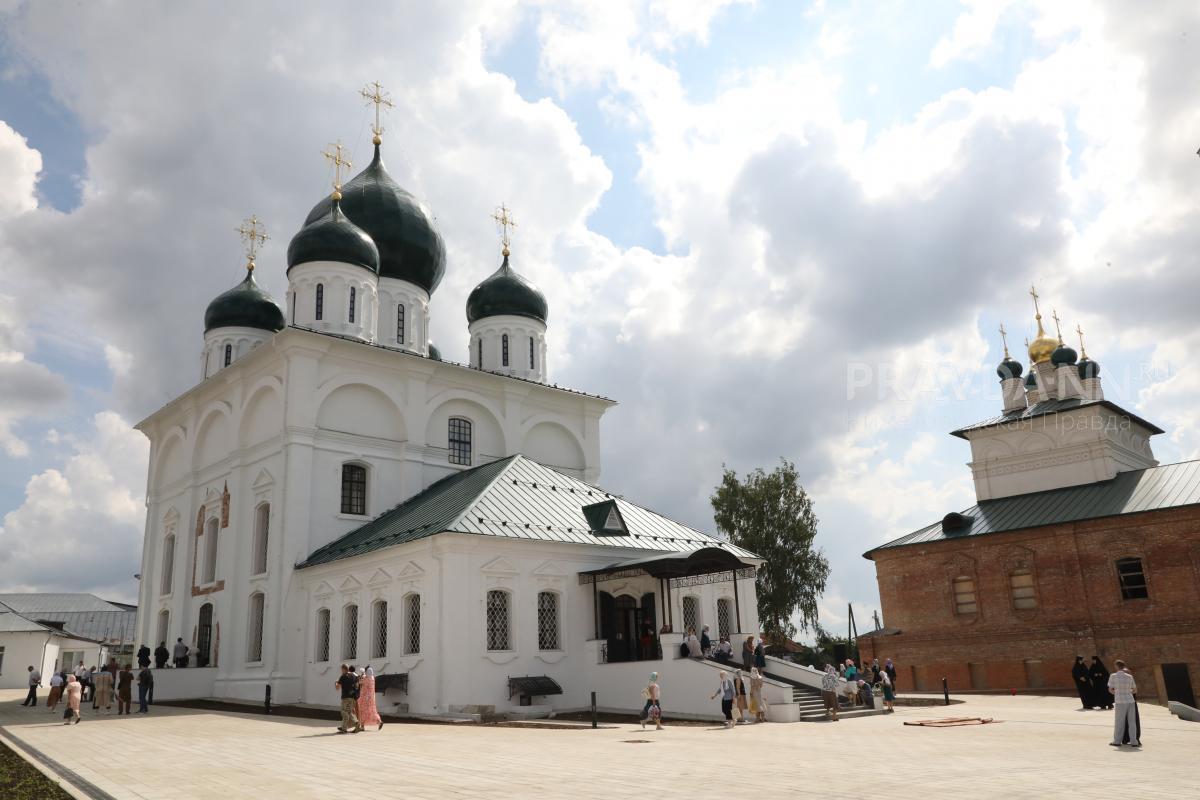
xmin=861 ymin=505 xmax=1200 ymax=701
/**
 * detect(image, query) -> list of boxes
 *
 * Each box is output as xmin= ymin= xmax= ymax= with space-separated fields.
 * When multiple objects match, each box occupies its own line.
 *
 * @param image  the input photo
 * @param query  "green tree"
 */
xmin=711 ymin=459 xmax=830 ymax=639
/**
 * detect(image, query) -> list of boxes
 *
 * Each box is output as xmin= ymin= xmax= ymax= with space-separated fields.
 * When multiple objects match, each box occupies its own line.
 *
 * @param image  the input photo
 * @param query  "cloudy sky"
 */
xmin=1 ymin=0 xmax=1198 ymax=632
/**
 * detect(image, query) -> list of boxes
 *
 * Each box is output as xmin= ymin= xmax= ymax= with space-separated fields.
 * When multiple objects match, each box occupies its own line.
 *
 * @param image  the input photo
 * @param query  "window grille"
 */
xmin=156 ymin=610 xmax=170 ymax=647
xmin=716 ymin=597 xmax=733 ymax=639
xmin=486 ymin=590 xmax=511 ymax=651
xmin=252 ymin=504 xmax=269 ymax=575
xmin=160 ymin=534 xmax=175 ymax=595
xmin=404 ymin=594 xmax=421 ymax=655
xmin=537 ymin=592 xmax=560 ymax=650
xmin=448 ymin=418 xmax=472 ymax=465
xmin=247 ymin=593 xmax=265 ymax=662
xmin=315 ymin=609 xmax=331 ymax=662
xmin=953 ymin=576 xmax=977 ymax=614
xmin=1116 ymin=558 xmax=1149 ymax=600
xmin=315 ymin=284 xmax=324 ymax=320
xmin=343 ymin=604 xmax=359 ymax=660
xmin=529 ymin=337 xmax=535 ymax=369
xmin=371 ymin=600 xmax=388 ymax=659
xmin=223 ymin=344 xmax=232 ymax=367
xmin=202 ymin=519 xmax=218 ymax=584
xmin=349 ymin=286 xmax=356 ymax=323
xmin=397 ymin=304 xmax=405 ymax=344
xmin=681 ymin=595 xmax=700 ymax=634
xmin=341 ymin=464 xmax=367 ymax=515
xmin=1009 ymin=570 xmax=1037 ymax=609
xmin=502 ymin=333 xmax=509 ymax=366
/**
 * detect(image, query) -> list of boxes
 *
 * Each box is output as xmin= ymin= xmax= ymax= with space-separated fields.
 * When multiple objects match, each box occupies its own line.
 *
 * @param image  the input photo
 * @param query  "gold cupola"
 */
xmin=1027 ymin=285 xmax=1058 ymax=363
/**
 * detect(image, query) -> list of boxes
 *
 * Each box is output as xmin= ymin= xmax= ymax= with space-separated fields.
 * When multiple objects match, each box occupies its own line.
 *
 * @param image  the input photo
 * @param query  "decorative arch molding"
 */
xmin=1019 ymin=431 xmax=1055 ymax=454
xmin=480 ymin=556 xmax=518 ymax=575
xmin=998 ymin=544 xmax=1037 ymax=575
xmin=367 ymin=567 xmax=392 ymax=587
xmin=313 ymin=373 xmax=406 ymax=412
xmin=152 ymin=428 xmax=190 ymax=489
xmin=238 ymin=380 xmax=284 ymax=445
xmin=519 ymin=419 xmax=587 ymax=473
xmin=338 ymin=575 xmax=363 ymax=594
xmin=251 ymin=468 xmax=275 ymax=492
xmin=315 ymin=379 xmax=407 ymax=441
xmin=192 ymin=402 xmax=235 ymax=470
xmin=313 ymin=581 xmax=335 ymax=600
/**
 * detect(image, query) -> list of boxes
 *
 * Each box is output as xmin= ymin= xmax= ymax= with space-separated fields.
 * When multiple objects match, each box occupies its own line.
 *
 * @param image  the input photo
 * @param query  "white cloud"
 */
xmin=929 ymin=0 xmax=1014 ymax=68
xmin=0 ymin=120 xmax=40 ymax=215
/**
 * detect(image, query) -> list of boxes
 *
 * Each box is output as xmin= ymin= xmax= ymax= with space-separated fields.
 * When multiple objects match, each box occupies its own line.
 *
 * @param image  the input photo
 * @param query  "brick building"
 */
xmin=859 ymin=296 xmax=1200 ymax=706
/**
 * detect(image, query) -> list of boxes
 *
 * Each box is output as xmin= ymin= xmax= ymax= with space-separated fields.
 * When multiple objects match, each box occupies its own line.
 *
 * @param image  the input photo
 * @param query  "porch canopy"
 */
xmin=581 ymin=547 xmax=756 ymax=642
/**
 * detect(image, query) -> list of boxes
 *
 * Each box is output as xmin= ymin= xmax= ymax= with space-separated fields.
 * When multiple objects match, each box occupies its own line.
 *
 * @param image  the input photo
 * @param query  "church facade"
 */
xmin=133 ymin=108 xmax=764 ymax=718
xmin=860 ymin=298 xmax=1200 ymax=707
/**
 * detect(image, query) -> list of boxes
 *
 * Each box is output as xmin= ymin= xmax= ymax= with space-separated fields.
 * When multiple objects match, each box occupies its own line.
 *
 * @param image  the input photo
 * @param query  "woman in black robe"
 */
xmin=1089 ymin=656 xmax=1112 ymax=709
xmin=1070 ymin=656 xmax=1092 ymax=709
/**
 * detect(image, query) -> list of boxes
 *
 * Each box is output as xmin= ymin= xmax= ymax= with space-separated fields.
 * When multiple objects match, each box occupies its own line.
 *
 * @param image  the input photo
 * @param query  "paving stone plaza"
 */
xmin=1 ymin=690 xmax=1195 ymax=799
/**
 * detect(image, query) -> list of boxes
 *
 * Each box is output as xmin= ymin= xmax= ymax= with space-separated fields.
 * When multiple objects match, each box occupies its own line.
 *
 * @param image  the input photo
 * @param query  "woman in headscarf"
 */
xmin=821 ymin=664 xmax=840 ymax=721
xmin=63 ymin=675 xmax=82 ymax=724
xmin=47 ymin=671 xmax=65 ymax=712
xmin=357 ymin=666 xmax=382 ymax=731
xmin=742 ymin=636 xmax=754 ymax=672
xmin=640 ymin=672 xmax=662 ymax=730
xmin=749 ymin=667 xmax=767 ymax=722
xmin=710 ymin=670 xmax=735 ymax=728
xmin=93 ymin=665 xmax=114 ymax=712
xmin=1071 ymin=656 xmax=1092 ymax=709
xmin=686 ymin=627 xmax=703 ymax=659
xmin=1089 ymin=657 xmax=1112 ymax=709
xmin=878 ymin=668 xmax=895 ymax=713
xmin=733 ymin=669 xmax=749 ymax=723
xmin=884 ymin=658 xmax=897 ymax=692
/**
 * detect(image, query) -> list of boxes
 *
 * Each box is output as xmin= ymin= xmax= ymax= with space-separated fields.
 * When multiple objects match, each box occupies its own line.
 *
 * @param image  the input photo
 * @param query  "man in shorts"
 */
xmin=335 ymin=663 xmax=362 ymax=733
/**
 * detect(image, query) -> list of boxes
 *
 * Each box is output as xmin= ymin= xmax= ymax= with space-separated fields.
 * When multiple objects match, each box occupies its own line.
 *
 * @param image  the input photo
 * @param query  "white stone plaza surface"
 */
xmin=1 ymin=690 xmax=1196 ymax=799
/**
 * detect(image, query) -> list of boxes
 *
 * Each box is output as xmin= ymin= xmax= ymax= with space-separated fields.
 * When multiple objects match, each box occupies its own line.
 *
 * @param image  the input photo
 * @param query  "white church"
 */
xmin=132 ymin=90 xmax=816 ymax=720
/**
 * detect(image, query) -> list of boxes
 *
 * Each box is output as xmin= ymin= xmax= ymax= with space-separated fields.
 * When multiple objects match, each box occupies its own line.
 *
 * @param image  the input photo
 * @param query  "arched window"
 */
xmin=315 ymin=608 xmax=331 ymax=662
xmin=1009 ymin=569 xmax=1037 ymax=609
xmin=341 ymin=464 xmax=367 ymax=515
xmin=342 ymin=604 xmax=359 ymax=660
xmin=1116 ymin=557 xmax=1148 ymax=600
xmin=448 ymin=417 xmax=472 ymax=465
xmin=529 ymin=337 xmax=535 ymax=369
xmin=160 ymin=534 xmax=175 ymax=595
xmin=371 ymin=600 xmax=388 ymax=659
xmin=223 ymin=344 xmax=232 ymax=367
xmin=247 ymin=592 xmax=265 ymax=662
xmin=403 ymin=593 xmax=421 ymax=655
xmin=486 ymin=590 xmax=511 ymax=651
xmin=251 ymin=503 xmax=269 ymax=575
xmin=681 ymin=595 xmax=700 ymax=634
xmin=716 ymin=597 xmax=733 ymax=639
xmin=952 ymin=576 xmax=977 ymax=614
xmin=502 ymin=333 xmax=509 ymax=366
xmin=397 ymin=304 xmax=405 ymax=344
xmin=156 ymin=609 xmax=170 ymax=648
xmin=477 ymin=338 xmax=483 ymax=368
xmin=315 ymin=283 xmax=324 ymax=320
xmin=348 ymin=286 xmax=356 ymax=323
xmin=537 ymin=591 xmax=560 ymax=651
xmin=202 ymin=518 xmax=218 ymax=584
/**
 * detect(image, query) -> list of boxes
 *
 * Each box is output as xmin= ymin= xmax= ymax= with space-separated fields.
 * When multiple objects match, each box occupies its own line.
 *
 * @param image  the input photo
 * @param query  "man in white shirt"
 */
xmin=1107 ymin=659 xmax=1140 ymax=747
xmin=22 ymin=666 xmax=41 ymax=706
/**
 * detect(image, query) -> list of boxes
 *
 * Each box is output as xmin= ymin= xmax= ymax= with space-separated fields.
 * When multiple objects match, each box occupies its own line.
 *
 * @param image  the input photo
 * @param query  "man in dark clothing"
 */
xmin=154 ymin=642 xmax=170 ymax=669
xmin=334 ymin=664 xmax=362 ymax=733
xmin=137 ymin=666 xmax=154 ymax=713
xmin=173 ymin=638 xmax=189 ymax=668
xmin=137 ymin=645 xmax=151 ymax=669
xmin=22 ymin=666 xmax=41 ymax=706
xmin=1071 ymin=656 xmax=1092 ymax=709
xmin=1089 ymin=657 xmax=1113 ymax=709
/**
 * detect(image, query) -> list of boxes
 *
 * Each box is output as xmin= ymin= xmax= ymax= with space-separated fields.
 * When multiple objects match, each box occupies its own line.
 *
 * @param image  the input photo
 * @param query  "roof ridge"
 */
xmin=442 ymin=454 xmax=528 ymax=532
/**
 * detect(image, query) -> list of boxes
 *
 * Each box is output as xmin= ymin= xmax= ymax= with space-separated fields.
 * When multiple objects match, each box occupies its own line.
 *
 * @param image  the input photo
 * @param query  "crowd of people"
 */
xmin=1071 ymin=655 xmax=1141 ymax=748
xmin=20 ymin=654 xmax=156 ymax=725
xmin=819 ymin=658 xmax=895 ymax=720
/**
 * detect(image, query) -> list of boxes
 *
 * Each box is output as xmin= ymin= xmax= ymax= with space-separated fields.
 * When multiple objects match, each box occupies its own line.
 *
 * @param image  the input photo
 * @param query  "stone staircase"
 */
xmin=786 ymin=682 xmax=882 ymax=721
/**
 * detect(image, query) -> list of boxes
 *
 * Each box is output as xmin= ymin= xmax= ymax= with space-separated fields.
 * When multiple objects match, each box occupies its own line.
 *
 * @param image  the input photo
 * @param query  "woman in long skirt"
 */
xmin=63 ymin=675 xmax=82 ymax=724
xmin=733 ymin=670 xmax=749 ymax=723
xmin=357 ymin=666 xmax=383 ymax=731
xmin=710 ymin=671 xmax=735 ymax=728
xmin=749 ymin=667 xmax=767 ymax=722
xmin=93 ymin=668 xmax=114 ymax=712
xmin=879 ymin=670 xmax=895 ymax=713
xmin=47 ymin=672 xmax=64 ymax=712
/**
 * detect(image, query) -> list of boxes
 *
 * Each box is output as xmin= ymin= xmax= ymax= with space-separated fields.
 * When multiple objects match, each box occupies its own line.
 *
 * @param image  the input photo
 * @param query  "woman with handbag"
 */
xmin=640 ymin=672 xmax=662 ymax=730
xmin=63 ymin=675 xmax=82 ymax=725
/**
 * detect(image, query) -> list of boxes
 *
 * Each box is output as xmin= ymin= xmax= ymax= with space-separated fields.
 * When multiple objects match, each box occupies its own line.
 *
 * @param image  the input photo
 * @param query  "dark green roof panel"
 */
xmin=865 ymin=459 xmax=1200 ymax=558
xmin=288 ymin=201 xmax=380 ymax=273
xmin=466 ymin=254 xmax=548 ymax=324
xmin=204 ymin=271 xmax=286 ymax=334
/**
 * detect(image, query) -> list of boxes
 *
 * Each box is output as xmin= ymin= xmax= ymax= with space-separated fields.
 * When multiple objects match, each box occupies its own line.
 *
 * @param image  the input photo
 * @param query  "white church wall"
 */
xmin=0 ymin=632 xmax=60 ymax=690
xmin=376 ymin=277 xmax=429 ymax=355
xmin=469 ymin=314 xmax=547 ymax=383
xmin=286 ymin=261 xmax=379 ymax=342
xmin=520 ymin=421 xmax=586 ymax=476
xmin=202 ymin=326 xmax=272 ymax=380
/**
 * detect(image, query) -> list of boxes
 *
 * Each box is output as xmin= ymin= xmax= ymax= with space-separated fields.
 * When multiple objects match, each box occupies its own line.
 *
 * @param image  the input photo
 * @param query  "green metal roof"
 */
xmin=466 ymin=253 xmax=548 ymax=324
xmin=298 ymin=455 xmax=756 ymax=568
xmin=865 ymin=459 xmax=1200 ymax=559
xmin=950 ymin=398 xmax=1163 ymax=439
xmin=203 ymin=269 xmax=286 ymax=334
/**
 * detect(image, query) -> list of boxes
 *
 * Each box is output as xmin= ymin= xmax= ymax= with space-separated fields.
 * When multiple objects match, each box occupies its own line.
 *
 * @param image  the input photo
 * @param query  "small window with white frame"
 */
xmin=315 ymin=608 xmax=331 ymax=662
xmin=486 ymin=589 xmax=511 ymax=651
xmin=448 ymin=417 xmax=472 ymax=466
xmin=341 ymin=463 xmax=367 ymax=515
xmin=252 ymin=503 xmax=269 ymax=575
xmin=537 ymin=591 xmax=560 ymax=651
xmin=246 ymin=592 xmax=265 ymax=663
xmin=160 ymin=533 xmax=175 ymax=595
xmin=343 ymin=604 xmax=359 ymax=660
xmin=1009 ymin=569 xmax=1037 ymax=609
xmin=371 ymin=599 xmax=388 ymax=659
xmin=404 ymin=593 xmax=421 ymax=655
xmin=953 ymin=576 xmax=978 ymax=614
xmin=681 ymin=595 xmax=700 ymax=634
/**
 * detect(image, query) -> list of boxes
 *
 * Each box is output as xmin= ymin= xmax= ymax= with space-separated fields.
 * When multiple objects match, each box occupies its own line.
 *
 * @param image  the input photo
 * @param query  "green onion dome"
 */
xmin=303 ymin=144 xmax=445 ymax=293
xmin=1051 ymin=342 xmax=1078 ymax=366
xmin=427 ymin=342 xmax=442 ymax=361
xmin=997 ymin=357 xmax=1023 ymax=380
xmin=466 ymin=253 xmax=548 ymax=324
xmin=204 ymin=269 xmax=285 ymax=333
xmin=1078 ymin=357 xmax=1100 ymax=379
xmin=1024 ymin=370 xmax=1038 ymax=389
xmin=288 ymin=199 xmax=379 ymax=273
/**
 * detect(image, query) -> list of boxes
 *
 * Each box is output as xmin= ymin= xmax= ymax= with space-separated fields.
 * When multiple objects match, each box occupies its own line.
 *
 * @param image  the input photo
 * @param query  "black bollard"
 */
xmin=590 ymin=691 xmax=597 ymax=729
xmin=942 ymin=677 xmax=949 ymax=706
xmin=265 ymin=684 xmax=272 ymax=715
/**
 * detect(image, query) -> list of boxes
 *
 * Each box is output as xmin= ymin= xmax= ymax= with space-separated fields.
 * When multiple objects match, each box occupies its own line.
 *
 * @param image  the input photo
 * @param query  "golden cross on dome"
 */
xmin=236 ymin=214 xmax=269 ymax=271
xmin=1051 ymin=308 xmax=1064 ymax=343
xmin=492 ymin=203 xmax=517 ymax=256
xmin=1076 ymin=324 xmax=1088 ymax=358
xmin=998 ymin=323 xmax=1010 ymax=358
xmin=1028 ymin=284 xmax=1042 ymax=319
xmin=322 ymin=141 xmax=352 ymax=200
xmin=360 ymin=80 xmax=393 ymax=145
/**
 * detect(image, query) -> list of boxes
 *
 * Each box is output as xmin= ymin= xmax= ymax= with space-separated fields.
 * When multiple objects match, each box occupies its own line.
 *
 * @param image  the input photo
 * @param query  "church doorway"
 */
xmin=196 ymin=603 xmax=213 ymax=668
xmin=1161 ymin=663 xmax=1195 ymax=707
xmin=599 ymin=593 xmax=660 ymax=662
